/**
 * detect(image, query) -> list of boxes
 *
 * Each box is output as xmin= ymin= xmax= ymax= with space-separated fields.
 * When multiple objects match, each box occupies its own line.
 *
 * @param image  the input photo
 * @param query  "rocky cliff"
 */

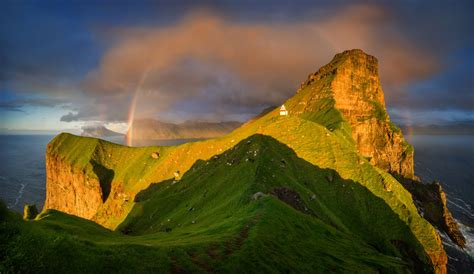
xmin=43 ymin=137 xmax=122 ymax=222
xmin=40 ymin=49 xmax=460 ymax=273
xmin=287 ymin=49 xmax=414 ymax=179
xmin=44 ymin=152 xmax=105 ymax=220
xmin=397 ymin=177 xmax=467 ymax=248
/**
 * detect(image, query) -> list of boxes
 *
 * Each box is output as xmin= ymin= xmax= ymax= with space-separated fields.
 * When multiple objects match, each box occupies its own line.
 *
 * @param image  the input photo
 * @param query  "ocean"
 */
xmin=0 ymin=134 xmax=472 ymax=272
xmin=408 ymin=135 xmax=474 ymax=273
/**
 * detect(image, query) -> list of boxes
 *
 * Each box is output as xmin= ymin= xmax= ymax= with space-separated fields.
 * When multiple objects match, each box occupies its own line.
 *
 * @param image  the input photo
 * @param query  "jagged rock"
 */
xmin=151 ymin=152 xmax=159 ymax=159
xmin=290 ymin=49 xmax=415 ymax=179
xmin=272 ymin=187 xmax=314 ymax=216
xmin=398 ymin=177 xmax=466 ymax=248
xmin=40 ymin=50 xmax=452 ymax=273
xmin=44 ymin=154 xmax=105 ymax=220
xmin=23 ymin=204 xmax=38 ymax=220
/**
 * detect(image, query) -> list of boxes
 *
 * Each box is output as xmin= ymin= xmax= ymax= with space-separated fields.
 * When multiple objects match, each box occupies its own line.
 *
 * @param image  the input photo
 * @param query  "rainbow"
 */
xmin=126 ymin=70 xmax=150 ymax=146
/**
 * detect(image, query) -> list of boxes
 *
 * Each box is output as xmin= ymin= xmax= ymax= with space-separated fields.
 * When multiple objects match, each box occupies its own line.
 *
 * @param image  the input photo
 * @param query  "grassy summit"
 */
xmin=2 ymin=50 xmax=447 ymax=272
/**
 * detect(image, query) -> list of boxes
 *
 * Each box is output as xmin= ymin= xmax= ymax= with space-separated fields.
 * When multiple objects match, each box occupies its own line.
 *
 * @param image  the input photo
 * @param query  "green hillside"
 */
xmin=1 ymin=50 xmax=448 ymax=272
xmin=2 ymin=135 xmax=433 ymax=273
xmin=45 ymin=111 xmax=442 ymax=261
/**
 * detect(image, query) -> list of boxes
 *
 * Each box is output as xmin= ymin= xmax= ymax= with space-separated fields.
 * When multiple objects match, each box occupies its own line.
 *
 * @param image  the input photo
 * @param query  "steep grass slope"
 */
xmin=2 ymin=135 xmax=433 ymax=273
xmin=30 ymin=112 xmax=446 ymax=271
xmin=29 ymin=49 xmax=448 ymax=272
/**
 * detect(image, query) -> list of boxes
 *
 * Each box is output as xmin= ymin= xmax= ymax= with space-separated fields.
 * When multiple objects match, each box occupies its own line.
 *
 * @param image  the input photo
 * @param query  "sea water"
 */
xmin=0 ymin=134 xmax=199 ymax=211
xmin=408 ymin=135 xmax=474 ymax=272
xmin=0 ymin=134 xmax=472 ymax=271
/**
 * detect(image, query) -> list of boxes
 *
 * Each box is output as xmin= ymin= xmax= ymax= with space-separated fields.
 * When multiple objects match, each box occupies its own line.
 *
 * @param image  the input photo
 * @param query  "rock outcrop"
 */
xmin=23 ymin=204 xmax=38 ymax=220
xmin=398 ymin=177 xmax=466 ymax=248
xmin=44 ymin=152 xmax=105 ymax=220
xmin=41 ymin=49 xmax=458 ymax=273
xmin=289 ymin=49 xmax=414 ymax=179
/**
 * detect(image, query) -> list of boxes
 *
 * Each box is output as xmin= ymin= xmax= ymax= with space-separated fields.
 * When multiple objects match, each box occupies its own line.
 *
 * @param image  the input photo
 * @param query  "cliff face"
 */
xmin=126 ymin=119 xmax=241 ymax=141
xmin=44 ymin=153 xmax=104 ymax=220
xmin=290 ymin=49 xmax=414 ymax=178
xmin=41 ymin=49 xmax=456 ymax=273
xmin=398 ymin=177 xmax=466 ymax=248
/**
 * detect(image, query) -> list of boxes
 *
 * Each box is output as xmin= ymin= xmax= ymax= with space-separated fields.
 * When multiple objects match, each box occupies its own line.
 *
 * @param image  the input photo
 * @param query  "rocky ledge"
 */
xmin=397 ymin=176 xmax=466 ymax=248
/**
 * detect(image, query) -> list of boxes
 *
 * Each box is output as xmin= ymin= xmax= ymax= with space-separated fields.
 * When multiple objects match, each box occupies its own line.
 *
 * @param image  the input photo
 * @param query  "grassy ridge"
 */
xmin=42 ymin=95 xmax=442 ymax=271
xmin=11 ymin=50 xmax=445 ymax=271
xmin=2 ymin=135 xmax=433 ymax=272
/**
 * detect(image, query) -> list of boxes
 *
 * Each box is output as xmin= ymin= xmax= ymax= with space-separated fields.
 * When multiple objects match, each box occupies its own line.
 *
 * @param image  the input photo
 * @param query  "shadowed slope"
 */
xmin=119 ymin=134 xmax=434 ymax=273
xmin=39 ymin=49 xmax=449 ymax=272
xmin=42 ymin=112 xmax=446 ymax=272
xmin=1 ymin=135 xmax=434 ymax=273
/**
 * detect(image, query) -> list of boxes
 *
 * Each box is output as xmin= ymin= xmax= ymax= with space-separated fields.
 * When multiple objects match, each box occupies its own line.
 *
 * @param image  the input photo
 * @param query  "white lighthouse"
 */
xmin=279 ymin=105 xmax=288 ymax=116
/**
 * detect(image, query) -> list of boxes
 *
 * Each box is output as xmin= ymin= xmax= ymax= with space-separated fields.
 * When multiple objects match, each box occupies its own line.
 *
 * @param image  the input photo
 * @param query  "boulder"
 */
xmin=23 ymin=204 xmax=38 ymax=220
xmin=252 ymin=192 xmax=265 ymax=200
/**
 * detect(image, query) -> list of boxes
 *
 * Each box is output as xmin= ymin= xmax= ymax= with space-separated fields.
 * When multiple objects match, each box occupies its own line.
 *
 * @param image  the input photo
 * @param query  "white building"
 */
xmin=279 ymin=105 xmax=288 ymax=116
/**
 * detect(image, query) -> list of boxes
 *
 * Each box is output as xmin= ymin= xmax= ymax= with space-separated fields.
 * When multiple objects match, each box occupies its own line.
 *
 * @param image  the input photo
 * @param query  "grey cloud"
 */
xmin=60 ymin=112 xmax=80 ymax=122
xmin=0 ymin=98 xmax=66 ymax=112
xmin=2 ymin=2 xmax=471 ymax=126
xmin=72 ymin=5 xmax=440 ymax=123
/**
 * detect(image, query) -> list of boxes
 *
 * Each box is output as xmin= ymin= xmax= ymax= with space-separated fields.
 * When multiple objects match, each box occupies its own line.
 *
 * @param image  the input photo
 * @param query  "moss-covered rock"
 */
xmin=23 ymin=204 xmax=38 ymax=220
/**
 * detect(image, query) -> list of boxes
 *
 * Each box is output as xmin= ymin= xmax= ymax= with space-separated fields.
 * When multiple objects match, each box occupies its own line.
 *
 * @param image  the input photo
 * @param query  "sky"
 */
xmin=0 ymin=0 xmax=473 ymax=134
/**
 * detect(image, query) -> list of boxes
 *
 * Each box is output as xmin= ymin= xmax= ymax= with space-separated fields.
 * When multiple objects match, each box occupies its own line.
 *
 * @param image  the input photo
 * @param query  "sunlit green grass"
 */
xmin=1 ymin=52 xmax=444 ymax=272
xmin=2 ymin=135 xmax=435 ymax=272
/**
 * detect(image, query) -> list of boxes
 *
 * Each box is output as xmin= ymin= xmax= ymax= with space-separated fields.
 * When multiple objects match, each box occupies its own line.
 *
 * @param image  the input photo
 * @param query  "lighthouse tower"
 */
xmin=279 ymin=105 xmax=288 ymax=116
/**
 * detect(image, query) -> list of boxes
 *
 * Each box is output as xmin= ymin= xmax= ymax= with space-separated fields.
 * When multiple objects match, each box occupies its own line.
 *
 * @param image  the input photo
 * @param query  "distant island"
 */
xmin=81 ymin=125 xmax=124 ymax=138
xmin=400 ymin=122 xmax=474 ymax=135
xmin=126 ymin=119 xmax=241 ymax=140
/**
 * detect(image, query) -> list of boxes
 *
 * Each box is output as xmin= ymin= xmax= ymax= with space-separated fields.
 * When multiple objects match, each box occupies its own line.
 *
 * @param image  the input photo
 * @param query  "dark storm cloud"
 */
xmin=59 ymin=112 xmax=79 ymax=122
xmin=76 ymin=5 xmax=440 ymax=122
xmin=0 ymin=2 xmax=102 ymax=94
xmin=0 ymin=98 xmax=66 ymax=112
xmin=387 ymin=49 xmax=474 ymax=114
xmin=1 ymin=0 xmax=473 ymax=126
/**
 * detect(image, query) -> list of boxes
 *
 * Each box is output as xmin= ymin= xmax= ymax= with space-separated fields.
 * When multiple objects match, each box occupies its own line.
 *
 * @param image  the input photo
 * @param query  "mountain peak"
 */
xmin=127 ymin=119 xmax=241 ymax=140
xmin=286 ymin=49 xmax=414 ymax=178
xmin=333 ymin=48 xmax=377 ymax=60
xmin=81 ymin=125 xmax=123 ymax=137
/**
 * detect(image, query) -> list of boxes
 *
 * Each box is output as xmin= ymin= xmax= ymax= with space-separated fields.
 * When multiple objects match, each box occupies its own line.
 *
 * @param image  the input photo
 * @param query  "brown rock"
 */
xmin=332 ymin=50 xmax=414 ymax=179
xmin=43 ymin=154 xmax=105 ymax=220
xmin=398 ymin=177 xmax=466 ymax=248
xmin=23 ymin=204 xmax=38 ymax=220
xmin=288 ymin=49 xmax=415 ymax=179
